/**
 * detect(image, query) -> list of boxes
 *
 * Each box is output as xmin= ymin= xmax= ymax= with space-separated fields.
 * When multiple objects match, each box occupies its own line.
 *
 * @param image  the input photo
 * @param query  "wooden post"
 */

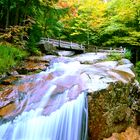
xmin=70 ymin=42 xmax=72 ymax=49
xmin=136 ymin=49 xmax=139 ymax=62
xmin=83 ymin=46 xmax=85 ymax=53
xmin=110 ymin=47 xmax=112 ymax=55
xmin=81 ymin=44 xmax=85 ymax=53
xmin=59 ymin=39 xmax=61 ymax=47
xmin=95 ymin=46 xmax=97 ymax=55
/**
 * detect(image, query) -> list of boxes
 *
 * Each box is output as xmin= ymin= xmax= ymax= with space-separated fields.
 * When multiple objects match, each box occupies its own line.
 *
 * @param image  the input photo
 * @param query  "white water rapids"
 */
xmin=0 ymin=60 xmax=88 ymax=140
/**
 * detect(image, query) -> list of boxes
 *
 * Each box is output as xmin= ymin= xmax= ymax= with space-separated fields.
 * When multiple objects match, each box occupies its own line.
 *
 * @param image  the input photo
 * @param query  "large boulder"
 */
xmin=85 ymin=60 xmax=140 ymax=140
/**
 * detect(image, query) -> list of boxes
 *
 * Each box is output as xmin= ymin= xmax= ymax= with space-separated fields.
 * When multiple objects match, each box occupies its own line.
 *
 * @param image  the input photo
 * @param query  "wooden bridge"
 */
xmin=38 ymin=37 xmax=126 ymax=54
xmin=38 ymin=38 xmax=85 ymax=53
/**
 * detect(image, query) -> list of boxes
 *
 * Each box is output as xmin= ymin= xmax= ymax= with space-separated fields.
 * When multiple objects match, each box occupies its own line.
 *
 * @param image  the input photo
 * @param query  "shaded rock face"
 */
xmin=88 ymin=81 xmax=140 ymax=140
xmin=38 ymin=43 xmax=58 ymax=55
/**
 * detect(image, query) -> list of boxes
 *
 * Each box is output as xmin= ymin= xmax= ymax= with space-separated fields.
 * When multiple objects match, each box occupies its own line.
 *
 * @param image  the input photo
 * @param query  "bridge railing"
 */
xmin=86 ymin=45 xmax=125 ymax=54
xmin=39 ymin=38 xmax=125 ymax=54
xmin=39 ymin=37 xmax=85 ymax=52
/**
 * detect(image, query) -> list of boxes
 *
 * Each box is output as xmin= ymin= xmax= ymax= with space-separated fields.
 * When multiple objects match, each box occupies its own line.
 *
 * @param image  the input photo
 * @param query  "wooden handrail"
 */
xmin=39 ymin=38 xmax=85 ymax=52
xmin=39 ymin=38 xmax=125 ymax=54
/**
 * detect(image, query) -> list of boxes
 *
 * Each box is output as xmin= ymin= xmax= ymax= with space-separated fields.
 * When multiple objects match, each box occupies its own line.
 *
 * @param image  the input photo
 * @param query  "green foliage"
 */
xmin=0 ymin=0 xmax=139 ymax=58
xmin=0 ymin=43 xmax=27 ymax=74
xmin=135 ymin=61 xmax=140 ymax=83
xmin=56 ymin=0 xmax=140 ymax=50
xmin=26 ymin=23 xmax=42 ymax=55
xmin=0 ymin=0 xmax=41 ymax=27
xmin=124 ymin=50 xmax=132 ymax=60
xmin=106 ymin=52 xmax=122 ymax=61
xmin=36 ymin=0 xmax=68 ymax=38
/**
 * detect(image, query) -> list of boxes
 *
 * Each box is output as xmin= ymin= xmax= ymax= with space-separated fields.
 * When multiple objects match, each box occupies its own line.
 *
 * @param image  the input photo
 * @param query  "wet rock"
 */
xmin=57 ymin=51 xmax=75 ymax=57
xmin=50 ymin=57 xmax=74 ymax=64
xmin=16 ymin=55 xmax=57 ymax=75
xmin=17 ymin=61 xmax=48 ymax=74
xmin=104 ymin=127 xmax=140 ymax=140
xmin=0 ymin=53 xmax=139 ymax=140
xmin=0 ymin=85 xmax=20 ymax=119
xmin=119 ymin=59 xmax=132 ymax=65
xmin=85 ymin=60 xmax=139 ymax=140
xmin=0 ymin=102 xmax=16 ymax=117
xmin=26 ymin=55 xmax=56 ymax=63
xmin=7 ymin=71 xmax=19 ymax=76
xmin=0 ymin=76 xmax=19 ymax=85
xmin=93 ymin=61 xmax=118 ymax=69
xmin=0 ymin=61 xmax=87 ymax=121
xmin=73 ymin=53 xmax=107 ymax=64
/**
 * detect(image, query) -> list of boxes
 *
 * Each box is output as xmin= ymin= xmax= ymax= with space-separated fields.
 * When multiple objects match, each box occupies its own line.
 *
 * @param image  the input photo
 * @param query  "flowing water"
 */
xmin=0 ymin=60 xmax=88 ymax=140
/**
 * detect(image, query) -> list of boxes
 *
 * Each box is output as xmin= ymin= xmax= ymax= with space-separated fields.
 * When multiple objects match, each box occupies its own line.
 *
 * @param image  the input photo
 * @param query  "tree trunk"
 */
xmin=23 ymin=0 xmax=32 ymax=18
xmin=5 ymin=0 xmax=10 ymax=29
xmin=5 ymin=7 xmax=10 ymax=29
xmin=136 ymin=48 xmax=140 ymax=62
xmin=44 ymin=9 xmax=48 ymax=36
xmin=15 ymin=2 xmax=19 ymax=25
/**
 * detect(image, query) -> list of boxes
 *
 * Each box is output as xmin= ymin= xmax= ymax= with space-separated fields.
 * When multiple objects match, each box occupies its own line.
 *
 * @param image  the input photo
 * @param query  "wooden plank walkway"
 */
xmin=38 ymin=38 xmax=85 ymax=53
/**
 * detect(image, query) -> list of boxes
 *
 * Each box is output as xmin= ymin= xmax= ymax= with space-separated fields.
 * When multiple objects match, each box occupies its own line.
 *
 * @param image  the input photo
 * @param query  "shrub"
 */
xmin=124 ymin=49 xmax=132 ymax=60
xmin=0 ymin=43 xmax=27 ymax=74
xmin=26 ymin=24 xmax=42 ymax=55
xmin=135 ymin=61 xmax=140 ymax=83
xmin=106 ymin=52 xmax=122 ymax=61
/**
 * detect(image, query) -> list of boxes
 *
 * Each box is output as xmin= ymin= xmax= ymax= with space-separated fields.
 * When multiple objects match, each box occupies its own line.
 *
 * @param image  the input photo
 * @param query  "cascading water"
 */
xmin=0 ymin=60 xmax=88 ymax=140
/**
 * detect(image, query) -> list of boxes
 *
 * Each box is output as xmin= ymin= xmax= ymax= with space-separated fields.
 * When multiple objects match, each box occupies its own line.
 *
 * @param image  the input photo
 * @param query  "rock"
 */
xmin=104 ymin=127 xmax=140 ymax=140
xmin=26 ymin=55 xmax=56 ymax=63
xmin=117 ymin=64 xmax=133 ymax=69
xmin=119 ymin=59 xmax=132 ymax=65
xmin=73 ymin=53 xmax=107 ymax=64
xmin=0 ymin=76 xmax=19 ymax=85
xmin=78 ymin=56 xmax=140 ymax=140
xmin=16 ymin=55 xmax=59 ymax=75
xmin=7 ymin=71 xmax=19 ymax=76
xmin=0 ymin=85 xmax=19 ymax=118
xmin=38 ymin=43 xmax=58 ymax=55
xmin=88 ymin=81 xmax=138 ymax=140
xmin=57 ymin=51 xmax=75 ymax=57
xmin=0 ymin=74 xmax=7 ymax=80
xmin=93 ymin=61 xmax=118 ymax=70
xmin=16 ymin=61 xmax=48 ymax=74
xmin=0 ymin=53 xmax=139 ymax=140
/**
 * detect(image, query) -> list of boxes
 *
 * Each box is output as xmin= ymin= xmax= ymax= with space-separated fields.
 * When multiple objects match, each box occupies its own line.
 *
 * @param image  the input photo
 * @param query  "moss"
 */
xmin=88 ymin=81 xmax=138 ymax=140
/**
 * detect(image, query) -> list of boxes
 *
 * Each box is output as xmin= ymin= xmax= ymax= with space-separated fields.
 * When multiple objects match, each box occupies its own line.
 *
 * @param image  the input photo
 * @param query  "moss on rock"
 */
xmin=88 ymin=81 xmax=140 ymax=140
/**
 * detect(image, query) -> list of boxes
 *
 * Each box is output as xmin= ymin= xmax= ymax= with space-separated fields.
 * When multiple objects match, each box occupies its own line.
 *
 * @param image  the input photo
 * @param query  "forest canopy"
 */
xmin=0 ymin=0 xmax=140 ymax=75
xmin=0 ymin=0 xmax=139 ymax=49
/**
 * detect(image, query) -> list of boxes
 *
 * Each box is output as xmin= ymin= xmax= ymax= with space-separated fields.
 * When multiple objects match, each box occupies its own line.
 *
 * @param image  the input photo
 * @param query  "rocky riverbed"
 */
xmin=0 ymin=52 xmax=140 ymax=139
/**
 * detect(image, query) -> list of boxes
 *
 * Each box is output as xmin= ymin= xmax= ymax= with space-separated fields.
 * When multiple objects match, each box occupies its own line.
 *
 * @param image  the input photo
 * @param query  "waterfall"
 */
xmin=0 ymin=60 xmax=88 ymax=140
